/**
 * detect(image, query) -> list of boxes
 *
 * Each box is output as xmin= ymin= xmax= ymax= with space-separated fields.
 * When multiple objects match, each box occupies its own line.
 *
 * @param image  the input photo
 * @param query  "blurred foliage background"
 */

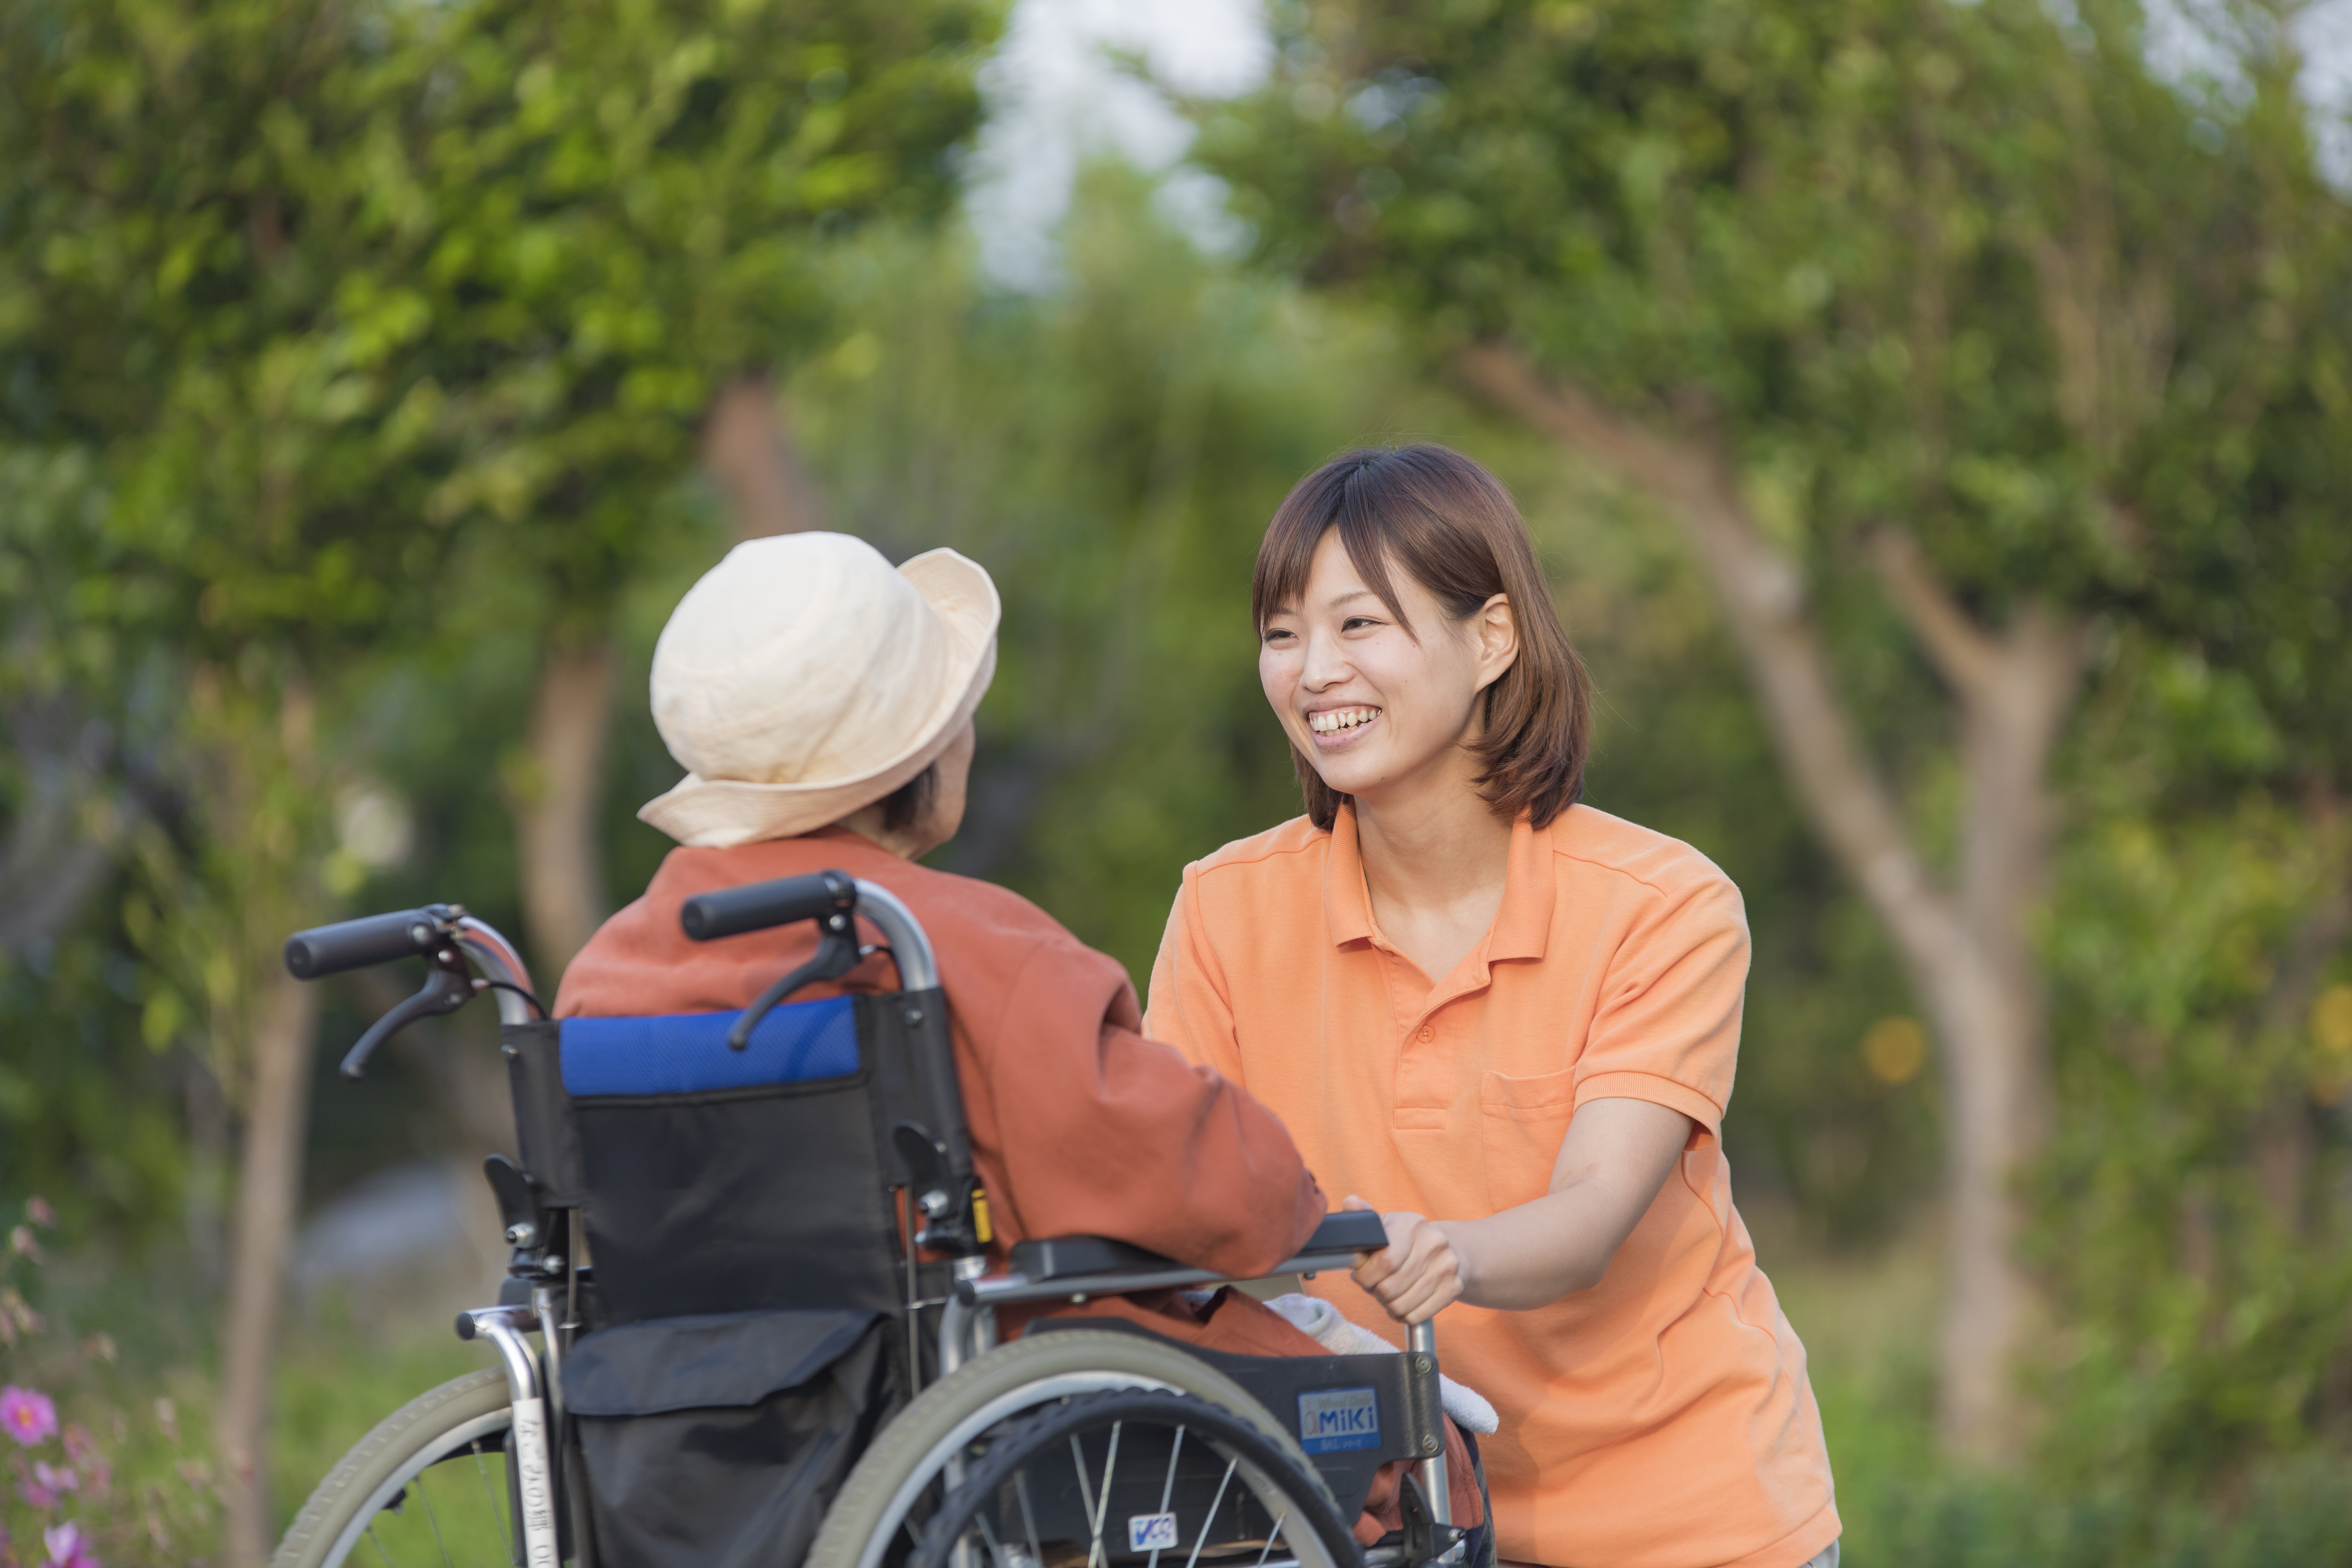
xmin=2 ymin=0 xmax=2350 ymax=1562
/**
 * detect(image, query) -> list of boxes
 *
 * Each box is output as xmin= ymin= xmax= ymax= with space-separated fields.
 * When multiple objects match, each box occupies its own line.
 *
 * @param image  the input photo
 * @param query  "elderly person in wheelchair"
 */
xmin=273 ymin=532 xmax=1490 ymax=1568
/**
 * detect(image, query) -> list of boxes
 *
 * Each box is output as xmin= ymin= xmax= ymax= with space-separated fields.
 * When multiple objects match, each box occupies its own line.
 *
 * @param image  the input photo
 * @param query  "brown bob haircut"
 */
xmin=1252 ymin=443 xmax=1592 ymax=831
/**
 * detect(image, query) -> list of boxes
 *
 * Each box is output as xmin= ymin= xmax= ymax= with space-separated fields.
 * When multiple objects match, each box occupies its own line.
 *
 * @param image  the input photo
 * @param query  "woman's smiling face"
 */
xmin=1259 ymin=526 xmax=1516 ymax=805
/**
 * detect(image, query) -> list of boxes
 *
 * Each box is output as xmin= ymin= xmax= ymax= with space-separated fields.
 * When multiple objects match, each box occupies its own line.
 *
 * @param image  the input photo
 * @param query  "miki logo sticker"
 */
xmin=1297 ymin=1386 xmax=1380 ymax=1453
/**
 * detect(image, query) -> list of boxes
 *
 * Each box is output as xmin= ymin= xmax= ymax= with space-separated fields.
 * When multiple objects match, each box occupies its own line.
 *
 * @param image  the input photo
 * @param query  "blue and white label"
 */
xmin=1127 ymin=1513 xmax=1179 ymax=1553
xmin=1297 ymin=1386 xmax=1381 ymax=1454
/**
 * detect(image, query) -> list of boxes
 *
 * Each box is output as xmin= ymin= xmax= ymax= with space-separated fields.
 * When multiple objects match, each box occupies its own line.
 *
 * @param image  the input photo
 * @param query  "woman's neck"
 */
xmin=1350 ymin=754 xmax=1514 ymax=982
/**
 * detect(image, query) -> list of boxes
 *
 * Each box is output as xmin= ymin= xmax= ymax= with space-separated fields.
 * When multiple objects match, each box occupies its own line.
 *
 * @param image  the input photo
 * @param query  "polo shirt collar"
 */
xmin=1326 ymin=804 xmax=1376 ymax=947
xmin=1489 ymin=811 xmax=1555 ymax=962
xmin=1322 ymin=803 xmax=1556 ymax=962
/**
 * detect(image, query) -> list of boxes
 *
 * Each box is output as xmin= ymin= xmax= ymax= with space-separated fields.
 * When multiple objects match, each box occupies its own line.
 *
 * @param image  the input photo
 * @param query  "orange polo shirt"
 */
xmin=1145 ymin=804 xmax=1837 ymax=1568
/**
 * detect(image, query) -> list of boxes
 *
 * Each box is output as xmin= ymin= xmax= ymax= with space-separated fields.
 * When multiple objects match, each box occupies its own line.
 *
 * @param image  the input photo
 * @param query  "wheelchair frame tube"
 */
xmin=451 ymin=915 xmax=542 ymax=1024
xmin=461 ymin=1306 xmax=561 ymax=1568
xmin=1409 ymin=1319 xmax=1454 ymax=1534
xmin=850 ymin=881 xmax=938 ymax=991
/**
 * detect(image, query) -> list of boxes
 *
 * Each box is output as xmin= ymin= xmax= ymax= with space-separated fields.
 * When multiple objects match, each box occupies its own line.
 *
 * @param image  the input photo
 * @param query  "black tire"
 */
xmin=909 ymin=1387 xmax=1358 ymax=1568
xmin=271 ymin=1369 xmax=517 ymax=1568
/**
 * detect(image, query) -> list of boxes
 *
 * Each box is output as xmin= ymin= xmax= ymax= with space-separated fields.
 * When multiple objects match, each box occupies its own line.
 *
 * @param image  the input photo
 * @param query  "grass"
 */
xmin=2 ymin=1253 xmax=504 ymax=1567
xmin=1765 ymin=1223 xmax=2352 ymax=1568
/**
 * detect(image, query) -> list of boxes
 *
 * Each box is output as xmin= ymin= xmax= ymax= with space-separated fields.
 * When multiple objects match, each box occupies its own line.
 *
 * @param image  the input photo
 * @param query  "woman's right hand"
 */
xmin=1345 ymin=1194 xmax=1466 ymax=1324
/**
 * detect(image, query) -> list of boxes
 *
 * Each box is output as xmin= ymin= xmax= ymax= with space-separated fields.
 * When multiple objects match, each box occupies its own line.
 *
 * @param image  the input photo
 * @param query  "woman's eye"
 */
xmin=1261 ymin=627 xmax=1296 ymax=645
xmin=1342 ymin=617 xmax=1379 ymax=632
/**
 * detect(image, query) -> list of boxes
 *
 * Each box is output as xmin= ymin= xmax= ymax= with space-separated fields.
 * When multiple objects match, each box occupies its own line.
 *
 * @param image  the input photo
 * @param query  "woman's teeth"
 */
xmin=1309 ymin=707 xmax=1380 ymax=735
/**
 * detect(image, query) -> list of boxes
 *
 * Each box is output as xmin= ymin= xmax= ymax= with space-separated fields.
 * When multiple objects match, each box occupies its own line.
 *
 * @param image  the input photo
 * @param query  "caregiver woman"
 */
xmin=1145 ymin=445 xmax=1839 ymax=1568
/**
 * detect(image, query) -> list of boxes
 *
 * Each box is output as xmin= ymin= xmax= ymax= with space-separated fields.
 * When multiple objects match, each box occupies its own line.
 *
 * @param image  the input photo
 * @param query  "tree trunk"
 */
xmin=1457 ymin=343 xmax=2085 ymax=1457
xmin=217 ymin=967 xmax=322 ymax=1566
xmin=2250 ymin=786 xmax=2351 ymax=1227
xmin=701 ymin=376 xmax=830 ymax=543
xmin=508 ymin=380 xmax=826 ymax=993
xmin=513 ymin=640 xmax=619 ymax=985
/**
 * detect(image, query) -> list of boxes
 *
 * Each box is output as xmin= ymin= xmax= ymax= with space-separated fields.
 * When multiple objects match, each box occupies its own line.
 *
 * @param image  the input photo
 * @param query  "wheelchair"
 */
xmin=270 ymin=873 xmax=1484 ymax=1568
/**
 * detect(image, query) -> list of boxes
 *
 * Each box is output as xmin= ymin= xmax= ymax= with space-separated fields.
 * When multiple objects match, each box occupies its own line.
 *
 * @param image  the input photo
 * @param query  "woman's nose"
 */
xmin=1299 ymin=629 xmax=1349 ymax=691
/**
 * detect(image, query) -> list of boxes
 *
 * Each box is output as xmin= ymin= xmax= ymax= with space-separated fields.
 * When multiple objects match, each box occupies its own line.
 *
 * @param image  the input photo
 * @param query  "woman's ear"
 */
xmin=1474 ymin=593 xmax=1519 ymax=692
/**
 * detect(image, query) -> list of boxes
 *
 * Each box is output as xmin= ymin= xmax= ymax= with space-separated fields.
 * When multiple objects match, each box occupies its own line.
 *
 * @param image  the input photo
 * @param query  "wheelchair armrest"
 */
xmin=1008 ymin=1234 xmax=1176 ymax=1282
xmin=991 ymin=1211 xmax=1390 ymax=1299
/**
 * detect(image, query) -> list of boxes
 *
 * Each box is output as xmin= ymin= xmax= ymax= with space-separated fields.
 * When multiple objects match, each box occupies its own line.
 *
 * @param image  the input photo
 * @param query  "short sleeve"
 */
xmin=1143 ymin=865 xmax=1247 ymax=1084
xmin=1569 ymin=864 xmax=1749 ymax=1146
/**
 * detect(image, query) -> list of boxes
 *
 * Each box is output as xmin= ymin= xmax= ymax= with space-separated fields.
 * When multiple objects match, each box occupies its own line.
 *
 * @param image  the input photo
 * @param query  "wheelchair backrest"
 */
xmin=502 ymin=988 xmax=962 ymax=1325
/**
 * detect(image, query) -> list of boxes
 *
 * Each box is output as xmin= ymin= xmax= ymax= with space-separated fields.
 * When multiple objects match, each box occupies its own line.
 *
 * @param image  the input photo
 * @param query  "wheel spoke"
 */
xmin=1253 ymin=1510 xmax=1288 ymax=1568
xmin=1146 ymin=1426 xmax=1186 ymax=1568
xmin=1182 ymin=1458 xmax=1239 ymax=1568
xmin=1014 ymin=1468 xmax=1044 ymax=1568
xmin=973 ymin=1506 xmax=1012 ymax=1568
xmin=366 ymin=1522 xmax=395 ymax=1567
xmin=415 ymin=1470 xmax=456 ymax=1568
xmin=472 ymin=1444 xmax=507 ymax=1544
xmin=1067 ymin=1437 xmax=1096 ymax=1556
xmin=1084 ymin=1421 xmax=1123 ymax=1568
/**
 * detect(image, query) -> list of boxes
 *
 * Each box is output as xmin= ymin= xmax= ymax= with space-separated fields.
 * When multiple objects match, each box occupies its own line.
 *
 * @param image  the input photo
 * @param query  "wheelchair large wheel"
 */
xmin=810 ymin=1329 xmax=1354 ymax=1568
xmin=271 ymin=1368 xmax=520 ymax=1568
xmin=911 ymin=1387 xmax=1357 ymax=1568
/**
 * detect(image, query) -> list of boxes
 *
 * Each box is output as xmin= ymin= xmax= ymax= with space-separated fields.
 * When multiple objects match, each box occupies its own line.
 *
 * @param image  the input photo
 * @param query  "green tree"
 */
xmin=0 ymin=0 xmax=994 ymax=1554
xmin=1199 ymin=0 xmax=2350 ymax=1454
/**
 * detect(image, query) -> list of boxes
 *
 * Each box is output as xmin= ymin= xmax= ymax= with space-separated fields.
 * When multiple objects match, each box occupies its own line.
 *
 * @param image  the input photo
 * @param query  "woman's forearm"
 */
xmin=1452 ymin=1098 xmax=1694 ymax=1310
xmin=1444 ymin=1186 xmax=1629 ymax=1309
xmin=1351 ymin=1099 xmax=1695 ymax=1322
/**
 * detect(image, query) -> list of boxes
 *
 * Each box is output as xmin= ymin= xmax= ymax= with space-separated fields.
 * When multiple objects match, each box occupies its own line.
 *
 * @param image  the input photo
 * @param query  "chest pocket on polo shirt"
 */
xmin=1478 ymin=1068 xmax=1579 ymax=1209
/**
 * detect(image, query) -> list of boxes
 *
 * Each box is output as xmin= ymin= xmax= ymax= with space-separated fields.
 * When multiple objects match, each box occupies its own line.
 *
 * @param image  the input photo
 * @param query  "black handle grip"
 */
xmin=681 ymin=870 xmax=857 ymax=941
xmin=1303 ymin=1209 xmax=1390 ymax=1254
xmin=285 ymin=910 xmax=442 ymax=980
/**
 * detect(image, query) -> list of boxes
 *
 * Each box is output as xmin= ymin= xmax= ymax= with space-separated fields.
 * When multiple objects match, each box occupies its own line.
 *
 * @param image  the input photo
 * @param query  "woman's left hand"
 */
xmin=1345 ymin=1194 xmax=1465 ymax=1324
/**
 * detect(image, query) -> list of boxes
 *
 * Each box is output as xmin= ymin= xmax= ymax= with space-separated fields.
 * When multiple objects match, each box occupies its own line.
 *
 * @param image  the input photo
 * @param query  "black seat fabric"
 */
xmin=524 ymin=994 xmax=943 ymax=1568
xmin=555 ymin=995 xmax=912 ymax=1324
xmin=565 ymin=1307 xmax=897 ymax=1568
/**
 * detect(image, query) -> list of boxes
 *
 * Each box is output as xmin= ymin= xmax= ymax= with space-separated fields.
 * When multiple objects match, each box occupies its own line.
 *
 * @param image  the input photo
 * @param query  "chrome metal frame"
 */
xmin=849 ymin=879 xmax=939 ymax=991
xmin=1408 ymin=1320 xmax=1454 ymax=1537
xmin=459 ymin=1306 xmax=561 ymax=1568
xmin=450 ymin=913 xmax=542 ymax=1024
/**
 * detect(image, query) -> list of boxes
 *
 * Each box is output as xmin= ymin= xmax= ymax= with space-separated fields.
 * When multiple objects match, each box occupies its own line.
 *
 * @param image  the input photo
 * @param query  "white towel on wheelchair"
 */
xmin=1264 ymin=1293 xmax=1500 ymax=1434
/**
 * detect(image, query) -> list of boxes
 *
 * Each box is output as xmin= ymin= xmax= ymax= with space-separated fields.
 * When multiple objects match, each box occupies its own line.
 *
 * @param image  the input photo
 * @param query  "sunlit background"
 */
xmin=4 ymin=0 xmax=2352 ymax=1561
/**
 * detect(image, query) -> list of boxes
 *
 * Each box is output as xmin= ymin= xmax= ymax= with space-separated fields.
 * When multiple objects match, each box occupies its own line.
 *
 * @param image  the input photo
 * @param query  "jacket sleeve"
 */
xmin=980 ymin=936 xmax=1323 ymax=1279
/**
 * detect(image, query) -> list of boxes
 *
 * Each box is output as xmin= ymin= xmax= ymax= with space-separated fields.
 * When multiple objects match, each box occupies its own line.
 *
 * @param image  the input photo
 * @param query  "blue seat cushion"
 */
xmin=561 ymin=996 xmax=860 ymax=1098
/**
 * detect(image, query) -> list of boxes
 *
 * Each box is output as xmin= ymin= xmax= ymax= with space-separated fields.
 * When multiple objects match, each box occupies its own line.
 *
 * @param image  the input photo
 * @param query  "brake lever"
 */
xmin=726 ymin=919 xmax=863 ymax=1051
xmin=340 ymin=948 xmax=476 ymax=1079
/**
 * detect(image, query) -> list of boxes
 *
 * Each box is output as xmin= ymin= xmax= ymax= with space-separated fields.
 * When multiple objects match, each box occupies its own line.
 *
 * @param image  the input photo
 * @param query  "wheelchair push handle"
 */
xmin=681 ymin=869 xmax=857 ymax=941
xmin=282 ymin=904 xmax=541 ymax=1077
xmin=284 ymin=908 xmax=443 ymax=979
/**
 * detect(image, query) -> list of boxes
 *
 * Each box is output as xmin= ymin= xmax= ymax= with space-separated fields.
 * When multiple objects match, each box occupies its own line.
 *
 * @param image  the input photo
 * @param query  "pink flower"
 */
xmin=56 ymin=1432 xmax=102 ymax=1498
xmin=41 ymin=1522 xmax=97 ymax=1568
xmin=17 ymin=1478 xmax=56 ymax=1510
xmin=0 ymin=1388 xmax=57 ymax=1447
xmin=31 ymin=1465 xmax=74 ymax=1495
xmin=22 ymin=1198 xmax=54 ymax=1230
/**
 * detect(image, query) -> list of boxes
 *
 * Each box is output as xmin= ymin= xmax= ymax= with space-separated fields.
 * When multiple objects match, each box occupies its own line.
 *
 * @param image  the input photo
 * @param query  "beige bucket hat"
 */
xmin=638 ymin=532 xmax=1000 ymax=848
